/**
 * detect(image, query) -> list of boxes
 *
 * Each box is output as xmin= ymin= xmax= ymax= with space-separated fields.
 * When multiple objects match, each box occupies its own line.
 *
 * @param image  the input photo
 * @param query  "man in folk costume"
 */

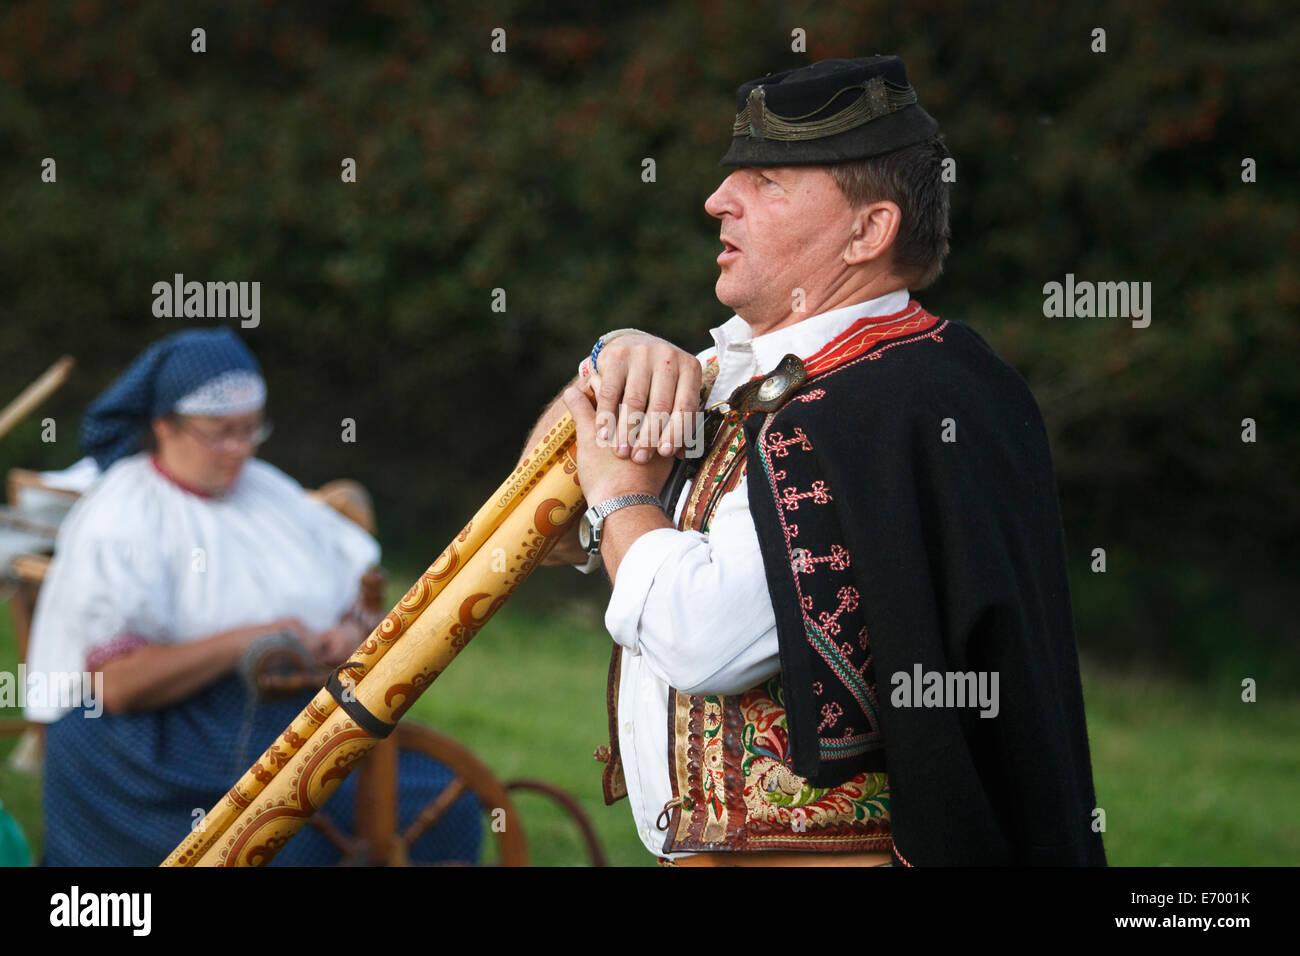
xmin=536 ymin=55 xmax=1105 ymax=865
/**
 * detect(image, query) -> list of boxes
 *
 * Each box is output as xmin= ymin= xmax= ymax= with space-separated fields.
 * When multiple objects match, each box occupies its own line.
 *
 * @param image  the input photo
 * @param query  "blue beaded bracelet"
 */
xmin=589 ymin=328 xmax=644 ymax=374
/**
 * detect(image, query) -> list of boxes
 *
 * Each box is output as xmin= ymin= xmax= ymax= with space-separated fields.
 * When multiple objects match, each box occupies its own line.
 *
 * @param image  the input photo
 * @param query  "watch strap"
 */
xmin=582 ymin=492 xmax=663 ymax=556
xmin=592 ymin=493 xmax=662 ymax=519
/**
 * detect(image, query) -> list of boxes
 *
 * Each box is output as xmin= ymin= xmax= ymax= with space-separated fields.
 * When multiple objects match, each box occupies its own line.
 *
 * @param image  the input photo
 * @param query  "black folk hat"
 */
xmin=720 ymin=55 xmax=938 ymax=166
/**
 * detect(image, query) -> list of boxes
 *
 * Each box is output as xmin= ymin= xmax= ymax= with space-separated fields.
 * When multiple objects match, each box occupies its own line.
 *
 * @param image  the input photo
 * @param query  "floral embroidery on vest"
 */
xmin=659 ymin=416 xmax=892 ymax=853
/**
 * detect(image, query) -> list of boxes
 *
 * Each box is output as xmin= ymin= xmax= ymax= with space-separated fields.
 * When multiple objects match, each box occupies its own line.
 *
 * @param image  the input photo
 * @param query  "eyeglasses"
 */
xmin=177 ymin=417 xmax=274 ymax=451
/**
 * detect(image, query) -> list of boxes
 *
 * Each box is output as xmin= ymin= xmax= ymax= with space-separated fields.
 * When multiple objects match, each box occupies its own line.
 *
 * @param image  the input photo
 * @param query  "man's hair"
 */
xmin=827 ymin=133 xmax=951 ymax=290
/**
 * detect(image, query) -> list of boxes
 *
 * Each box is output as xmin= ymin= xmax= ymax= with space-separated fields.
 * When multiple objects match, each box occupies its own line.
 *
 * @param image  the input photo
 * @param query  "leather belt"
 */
xmin=661 ymin=850 xmax=893 ymax=867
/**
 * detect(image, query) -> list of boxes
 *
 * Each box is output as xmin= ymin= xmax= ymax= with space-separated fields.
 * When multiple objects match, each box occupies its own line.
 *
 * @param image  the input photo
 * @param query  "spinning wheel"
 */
xmin=310 ymin=724 xmax=530 ymax=866
xmin=239 ymin=563 xmax=604 ymax=867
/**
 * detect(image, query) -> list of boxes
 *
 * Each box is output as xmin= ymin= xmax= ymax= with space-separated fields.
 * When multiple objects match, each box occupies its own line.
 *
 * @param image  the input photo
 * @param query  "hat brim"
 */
xmin=720 ymin=104 xmax=939 ymax=166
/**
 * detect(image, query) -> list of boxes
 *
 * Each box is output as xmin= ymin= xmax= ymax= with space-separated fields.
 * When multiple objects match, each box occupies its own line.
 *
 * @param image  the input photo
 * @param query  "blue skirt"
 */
xmin=42 ymin=674 xmax=483 ymax=866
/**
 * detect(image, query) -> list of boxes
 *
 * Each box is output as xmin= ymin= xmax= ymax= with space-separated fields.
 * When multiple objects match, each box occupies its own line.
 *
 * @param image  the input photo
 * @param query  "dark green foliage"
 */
xmin=1 ymin=1 xmax=1296 ymax=674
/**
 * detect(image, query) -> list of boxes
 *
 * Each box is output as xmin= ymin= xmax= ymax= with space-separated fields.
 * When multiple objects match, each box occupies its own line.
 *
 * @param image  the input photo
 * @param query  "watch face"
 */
xmin=578 ymin=513 xmax=595 ymax=552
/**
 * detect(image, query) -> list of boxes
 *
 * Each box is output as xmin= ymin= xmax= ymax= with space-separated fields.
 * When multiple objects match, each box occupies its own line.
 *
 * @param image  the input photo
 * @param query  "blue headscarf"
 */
xmin=80 ymin=328 xmax=265 ymax=471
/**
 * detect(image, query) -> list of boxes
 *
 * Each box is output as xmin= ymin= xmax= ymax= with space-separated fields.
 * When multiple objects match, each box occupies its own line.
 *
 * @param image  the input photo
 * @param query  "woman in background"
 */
xmin=24 ymin=327 xmax=481 ymax=866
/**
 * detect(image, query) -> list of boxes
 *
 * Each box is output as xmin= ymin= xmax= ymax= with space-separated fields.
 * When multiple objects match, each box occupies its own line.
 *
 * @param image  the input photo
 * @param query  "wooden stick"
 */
xmin=193 ymin=432 xmax=581 ymax=866
xmin=0 ymin=356 xmax=75 ymax=441
xmin=163 ymin=415 xmax=582 ymax=866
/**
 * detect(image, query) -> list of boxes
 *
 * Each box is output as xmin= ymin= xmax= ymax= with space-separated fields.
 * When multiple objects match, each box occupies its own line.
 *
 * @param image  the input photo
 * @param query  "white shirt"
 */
xmin=604 ymin=289 xmax=911 ymax=858
xmin=24 ymin=453 xmax=380 ymax=722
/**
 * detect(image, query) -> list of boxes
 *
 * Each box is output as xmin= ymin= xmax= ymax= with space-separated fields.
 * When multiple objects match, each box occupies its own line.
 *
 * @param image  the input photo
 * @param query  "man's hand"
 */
xmin=591 ymin=333 xmax=702 ymax=463
xmin=563 ymin=386 xmax=675 ymax=581
xmin=564 ymin=386 xmax=675 ymax=505
xmin=530 ymin=333 xmax=701 ymax=567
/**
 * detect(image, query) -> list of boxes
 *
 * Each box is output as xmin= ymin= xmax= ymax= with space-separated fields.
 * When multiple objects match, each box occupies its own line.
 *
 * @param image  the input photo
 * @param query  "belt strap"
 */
xmin=664 ymin=850 xmax=893 ymax=867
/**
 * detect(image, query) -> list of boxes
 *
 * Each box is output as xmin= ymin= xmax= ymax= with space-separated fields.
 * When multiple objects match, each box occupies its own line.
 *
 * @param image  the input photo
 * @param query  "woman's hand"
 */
xmin=304 ymin=620 xmax=366 ymax=666
xmin=254 ymin=616 xmax=312 ymax=648
xmin=99 ymin=616 xmax=316 ymax=714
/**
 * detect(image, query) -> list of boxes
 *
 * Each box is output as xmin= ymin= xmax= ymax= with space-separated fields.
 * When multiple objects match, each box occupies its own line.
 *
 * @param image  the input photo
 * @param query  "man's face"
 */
xmin=704 ymin=165 xmax=857 ymax=329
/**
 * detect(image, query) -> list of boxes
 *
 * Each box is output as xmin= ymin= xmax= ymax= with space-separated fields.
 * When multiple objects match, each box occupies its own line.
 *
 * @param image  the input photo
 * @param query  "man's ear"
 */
xmin=844 ymin=200 xmax=901 ymax=267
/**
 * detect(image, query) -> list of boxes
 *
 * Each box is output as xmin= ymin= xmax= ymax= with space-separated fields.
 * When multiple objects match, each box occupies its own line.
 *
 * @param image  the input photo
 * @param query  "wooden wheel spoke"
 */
xmin=308 ymin=812 xmax=354 ymax=855
xmin=399 ymin=777 xmax=467 ymax=846
xmin=506 ymin=778 xmax=608 ymax=867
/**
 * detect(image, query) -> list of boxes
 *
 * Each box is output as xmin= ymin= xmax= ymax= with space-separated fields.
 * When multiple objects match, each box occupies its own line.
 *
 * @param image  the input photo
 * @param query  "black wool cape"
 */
xmin=741 ymin=315 xmax=1107 ymax=866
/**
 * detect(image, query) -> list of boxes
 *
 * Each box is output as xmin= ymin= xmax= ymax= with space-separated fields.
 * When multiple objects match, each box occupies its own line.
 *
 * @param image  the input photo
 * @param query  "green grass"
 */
xmin=1081 ymin=667 xmax=1299 ymax=865
xmin=396 ymin=598 xmax=652 ymax=866
xmin=2 ymin=575 xmax=1297 ymax=866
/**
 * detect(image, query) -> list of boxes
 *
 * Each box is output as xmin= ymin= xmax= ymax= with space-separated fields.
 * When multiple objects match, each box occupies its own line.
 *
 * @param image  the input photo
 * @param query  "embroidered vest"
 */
xmin=596 ymin=370 xmax=893 ymax=854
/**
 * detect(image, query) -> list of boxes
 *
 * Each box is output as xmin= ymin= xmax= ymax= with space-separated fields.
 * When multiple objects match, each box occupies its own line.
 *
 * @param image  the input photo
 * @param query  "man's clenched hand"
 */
xmin=590 ymin=333 xmax=703 ymax=463
xmin=563 ymin=385 xmax=675 ymax=582
xmin=528 ymin=332 xmax=702 ymax=568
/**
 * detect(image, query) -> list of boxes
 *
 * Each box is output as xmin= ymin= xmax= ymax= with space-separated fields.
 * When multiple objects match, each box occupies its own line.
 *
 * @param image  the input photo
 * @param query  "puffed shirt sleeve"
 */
xmin=24 ymin=531 xmax=176 ymax=722
xmin=603 ymin=478 xmax=781 ymax=696
xmin=77 ymin=536 xmax=176 ymax=651
xmin=300 ymin=496 xmax=382 ymax=619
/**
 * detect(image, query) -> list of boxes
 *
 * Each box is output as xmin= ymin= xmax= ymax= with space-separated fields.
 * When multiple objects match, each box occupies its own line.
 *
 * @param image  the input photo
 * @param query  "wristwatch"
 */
xmin=578 ymin=493 xmax=663 ymax=555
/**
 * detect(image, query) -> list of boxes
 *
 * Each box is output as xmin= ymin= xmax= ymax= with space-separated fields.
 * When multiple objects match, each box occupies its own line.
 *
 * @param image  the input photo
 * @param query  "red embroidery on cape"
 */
xmin=817 ymin=586 xmax=860 ymax=636
xmin=780 ymin=481 xmax=831 ymax=511
xmin=752 ymin=307 xmax=951 ymax=760
xmin=764 ymin=428 xmax=813 ymax=457
xmin=801 ymin=300 xmax=941 ymax=375
xmin=791 ymin=544 xmax=850 ymax=574
xmin=819 ymin=701 xmax=843 ymax=732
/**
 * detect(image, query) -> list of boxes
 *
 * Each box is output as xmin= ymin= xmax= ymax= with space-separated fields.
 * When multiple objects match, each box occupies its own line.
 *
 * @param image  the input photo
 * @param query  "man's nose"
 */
xmin=704 ymin=171 xmax=743 ymax=219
